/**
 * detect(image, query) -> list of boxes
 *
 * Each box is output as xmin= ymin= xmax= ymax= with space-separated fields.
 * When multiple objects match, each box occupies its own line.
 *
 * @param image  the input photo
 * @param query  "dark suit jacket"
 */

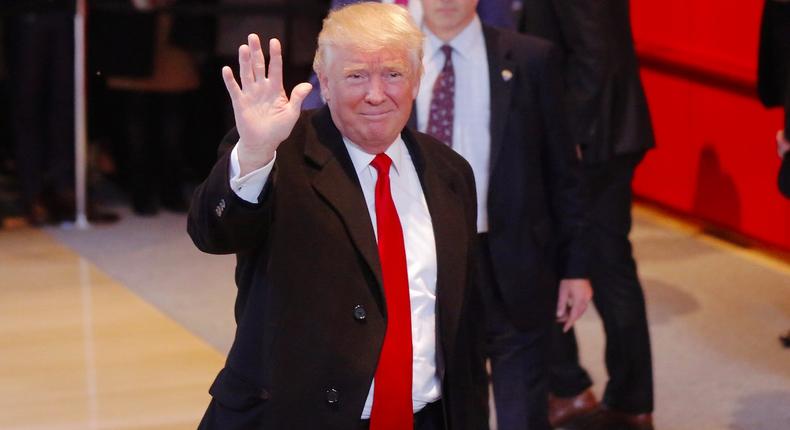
xmin=780 ymin=154 xmax=790 ymax=198
xmin=418 ymin=26 xmax=587 ymax=331
xmin=757 ymin=0 xmax=790 ymax=198
xmin=188 ymin=107 xmax=487 ymax=429
xmin=758 ymin=0 xmax=790 ymax=119
xmin=518 ymin=0 xmax=655 ymax=163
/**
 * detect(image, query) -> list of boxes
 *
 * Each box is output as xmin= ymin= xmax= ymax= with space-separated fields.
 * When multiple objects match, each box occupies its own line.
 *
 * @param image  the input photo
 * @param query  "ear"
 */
xmin=318 ymin=72 xmax=330 ymax=103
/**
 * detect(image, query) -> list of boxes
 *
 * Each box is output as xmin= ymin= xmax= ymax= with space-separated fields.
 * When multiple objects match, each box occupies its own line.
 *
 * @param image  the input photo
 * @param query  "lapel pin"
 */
xmin=501 ymin=69 xmax=513 ymax=82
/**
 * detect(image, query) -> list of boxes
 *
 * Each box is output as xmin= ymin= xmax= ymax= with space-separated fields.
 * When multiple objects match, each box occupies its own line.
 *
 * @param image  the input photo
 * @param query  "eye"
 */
xmin=347 ymin=72 xmax=365 ymax=80
xmin=388 ymin=71 xmax=403 ymax=79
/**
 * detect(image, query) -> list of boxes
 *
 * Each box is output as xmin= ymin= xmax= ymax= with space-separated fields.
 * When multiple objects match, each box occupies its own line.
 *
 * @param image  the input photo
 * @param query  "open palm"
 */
xmin=222 ymin=35 xmax=312 ymax=175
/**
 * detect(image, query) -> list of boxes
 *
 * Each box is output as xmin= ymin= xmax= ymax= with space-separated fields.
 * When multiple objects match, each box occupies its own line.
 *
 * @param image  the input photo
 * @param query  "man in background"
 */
xmin=417 ymin=0 xmax=592 ymax=428
xmin=757 ymin=0 xmax=790 ymax=347
xmin=518 ymin=1 xmax=657 ymax=429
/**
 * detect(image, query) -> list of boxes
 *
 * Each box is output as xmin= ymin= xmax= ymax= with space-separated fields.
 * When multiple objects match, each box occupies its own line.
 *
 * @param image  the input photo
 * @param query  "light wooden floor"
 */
xmin=1 ymin=205 xmax=788 ymax=430
xmin=0 ymin=228 xmax=224 ymax=430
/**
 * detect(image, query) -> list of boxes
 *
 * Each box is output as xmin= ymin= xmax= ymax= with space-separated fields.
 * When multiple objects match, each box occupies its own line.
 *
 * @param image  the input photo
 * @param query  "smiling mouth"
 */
xmin=361 ymin=111 xmax=392 ymax=119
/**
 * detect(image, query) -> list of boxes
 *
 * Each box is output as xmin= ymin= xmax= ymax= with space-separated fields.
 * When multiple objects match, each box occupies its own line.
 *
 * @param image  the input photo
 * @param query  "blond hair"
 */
xmin=313 ymin=2 xmax=424 ymax=79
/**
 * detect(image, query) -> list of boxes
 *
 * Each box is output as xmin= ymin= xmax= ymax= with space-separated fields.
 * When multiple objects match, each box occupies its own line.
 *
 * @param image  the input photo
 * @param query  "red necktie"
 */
xmin=369 ymin=154 xmax=413 ymax=430
xmin=394 ymin=0 xmax=409 ymax=5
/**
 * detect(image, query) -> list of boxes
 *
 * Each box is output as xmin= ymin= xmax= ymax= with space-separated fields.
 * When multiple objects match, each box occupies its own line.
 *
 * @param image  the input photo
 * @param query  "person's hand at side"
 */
xmin=556 ymin=278 xmax=593 ymax=332
xmin=223 ymin=35 xmax=313 ymax=176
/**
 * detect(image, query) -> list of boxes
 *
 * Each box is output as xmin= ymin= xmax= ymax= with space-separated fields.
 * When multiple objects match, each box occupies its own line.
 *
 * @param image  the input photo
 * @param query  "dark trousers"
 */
xmin=112 ymin=91 xmax=190 ymax=211
xmin=550 ymin=151 xmax=654 ymax=414
xmin=478 ymin=235 xmax=552 ymax=430
xmin=5 ymin=12 xmax=75 ymax=209
xmin=358 ymin=400 xmax=445 ymax=430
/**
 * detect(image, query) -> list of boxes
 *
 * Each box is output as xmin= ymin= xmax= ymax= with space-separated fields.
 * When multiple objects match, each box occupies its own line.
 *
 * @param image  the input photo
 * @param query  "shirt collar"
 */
xmin=423 ymin=14 xmax=484 ymax=62
xmin=343 ymin=135 xmax=406 ymax=177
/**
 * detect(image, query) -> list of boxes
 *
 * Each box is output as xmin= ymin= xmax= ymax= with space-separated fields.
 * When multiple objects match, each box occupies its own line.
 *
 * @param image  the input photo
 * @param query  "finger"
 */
xmin=238 ymin=44 xmax=254 ymax=90
xmin=222 ymin=66 xmax=242 ymax=102
xmin=563 ymin=301 xmax=587 ymax=332
xmin=563 ymin=318 xmax=573 ymax=333
xmin=556 ymin=290 xmax=569 ymax=318
xmin=267 ymin=38 xmax=284 ymax=90
xmin=248 ymin=34 xmax=266 ymax=82
xmin=288 ymin=82 xmax=314 ymax=111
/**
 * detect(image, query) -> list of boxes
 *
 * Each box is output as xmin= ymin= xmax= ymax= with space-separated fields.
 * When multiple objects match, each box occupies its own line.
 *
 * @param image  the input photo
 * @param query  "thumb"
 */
xmin=289 ymin=82 xmax=314 ymax=111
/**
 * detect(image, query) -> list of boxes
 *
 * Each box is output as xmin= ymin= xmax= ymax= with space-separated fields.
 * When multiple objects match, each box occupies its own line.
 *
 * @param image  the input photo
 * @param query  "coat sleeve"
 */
xmin=187 ymin=129 xmax=275 ymax=255
xmin=548 ymin=0 xmax=612 ymax=153
xmin=534 ymin=42 xmax=589 ymax=279
xmin=780 ymin=153 xmax=790 ymax=199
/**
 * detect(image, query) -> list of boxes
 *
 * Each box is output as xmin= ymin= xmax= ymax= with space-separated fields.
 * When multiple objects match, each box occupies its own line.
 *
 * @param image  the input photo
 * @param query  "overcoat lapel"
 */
xmin=305 ymin=108 xmax=384 ymax=296
xmin=484 ymin=26 xmax=516 ymax=173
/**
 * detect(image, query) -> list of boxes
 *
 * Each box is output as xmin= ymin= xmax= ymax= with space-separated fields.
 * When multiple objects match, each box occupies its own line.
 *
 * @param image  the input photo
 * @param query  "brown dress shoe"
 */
xmin=613 ymin=411 xmax=654 ymax=430
xmin=549 ymin=389 xmax=599 ymax=428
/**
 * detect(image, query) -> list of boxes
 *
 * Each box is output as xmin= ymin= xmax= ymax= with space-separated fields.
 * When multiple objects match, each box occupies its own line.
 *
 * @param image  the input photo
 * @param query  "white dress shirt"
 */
xmin=417 ymin=15 xmax=491 ymax=233
xmin=228 ymin=136 xmax=441 ymax=417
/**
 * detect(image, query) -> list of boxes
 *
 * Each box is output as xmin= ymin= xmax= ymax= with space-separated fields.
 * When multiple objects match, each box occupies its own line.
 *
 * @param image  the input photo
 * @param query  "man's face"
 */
xmin=422 ymin=0 xmax=479 ymax=38
xmin=319 ymin=47 xmax=418 ymax=153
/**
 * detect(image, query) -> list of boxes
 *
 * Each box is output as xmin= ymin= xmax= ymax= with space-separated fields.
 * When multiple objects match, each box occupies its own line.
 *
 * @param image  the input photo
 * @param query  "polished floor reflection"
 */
xmin=0 ymin=227 xmax=223 ymax=430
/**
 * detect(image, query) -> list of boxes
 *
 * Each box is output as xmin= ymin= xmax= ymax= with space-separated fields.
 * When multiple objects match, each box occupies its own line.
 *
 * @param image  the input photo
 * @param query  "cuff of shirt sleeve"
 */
xmin=229 ymin=144 xmax=275 ymax=203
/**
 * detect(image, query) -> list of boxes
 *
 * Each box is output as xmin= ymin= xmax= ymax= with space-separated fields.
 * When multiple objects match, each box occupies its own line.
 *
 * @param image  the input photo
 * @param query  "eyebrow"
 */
xmin=342 ymin=64 xmax=367 ymax=75
xmin=341 ymin=61 xmax=410 ymax=75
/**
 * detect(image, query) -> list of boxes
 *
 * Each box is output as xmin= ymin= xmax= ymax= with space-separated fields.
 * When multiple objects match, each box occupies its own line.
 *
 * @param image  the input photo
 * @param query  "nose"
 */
xmin=364 ymin=76 xmax=386 ymax=105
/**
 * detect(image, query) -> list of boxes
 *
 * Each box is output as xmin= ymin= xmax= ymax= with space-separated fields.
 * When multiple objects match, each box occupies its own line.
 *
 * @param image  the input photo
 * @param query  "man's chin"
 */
xmin=354 ymin=129 xmax=400 ymax=151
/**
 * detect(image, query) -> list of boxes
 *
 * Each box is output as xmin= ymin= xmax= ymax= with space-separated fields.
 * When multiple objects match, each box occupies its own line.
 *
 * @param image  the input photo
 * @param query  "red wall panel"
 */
xmin=630 ymin=0 xmax=790 ymax=250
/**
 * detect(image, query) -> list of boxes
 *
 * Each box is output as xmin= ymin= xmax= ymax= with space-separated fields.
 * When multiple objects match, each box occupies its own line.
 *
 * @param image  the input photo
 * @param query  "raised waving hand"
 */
xmin=222 ymin=35 xmax=313 ymax=175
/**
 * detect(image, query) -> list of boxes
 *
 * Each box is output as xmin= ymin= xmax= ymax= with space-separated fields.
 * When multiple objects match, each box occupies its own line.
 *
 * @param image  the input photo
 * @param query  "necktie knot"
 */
xmin=440 ymin=45 xmax=453 ymax=63
xmin=371 ymin=153 xmax=393 ymax=175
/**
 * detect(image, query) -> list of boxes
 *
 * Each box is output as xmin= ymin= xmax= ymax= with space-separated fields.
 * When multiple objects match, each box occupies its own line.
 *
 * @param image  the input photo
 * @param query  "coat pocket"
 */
xmin=208 ymin=367 xmax=270 ymax=411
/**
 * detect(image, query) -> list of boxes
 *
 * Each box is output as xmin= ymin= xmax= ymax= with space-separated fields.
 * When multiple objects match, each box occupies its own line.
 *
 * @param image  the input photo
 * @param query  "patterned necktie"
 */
xmin=369 ymin=154 xmax=413 ymax=430
xmin=427 ymin=45 xmax=455 ymax=147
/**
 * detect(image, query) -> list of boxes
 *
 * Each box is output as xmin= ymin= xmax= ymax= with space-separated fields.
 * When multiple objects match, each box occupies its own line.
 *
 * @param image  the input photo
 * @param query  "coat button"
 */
xmin=326 ymin=388 xmax=340 ymax=404
xmin=259 ymin=388 xmax=271 ymax=400
xmin=353 ymin=305 xmax=367 ymax=321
